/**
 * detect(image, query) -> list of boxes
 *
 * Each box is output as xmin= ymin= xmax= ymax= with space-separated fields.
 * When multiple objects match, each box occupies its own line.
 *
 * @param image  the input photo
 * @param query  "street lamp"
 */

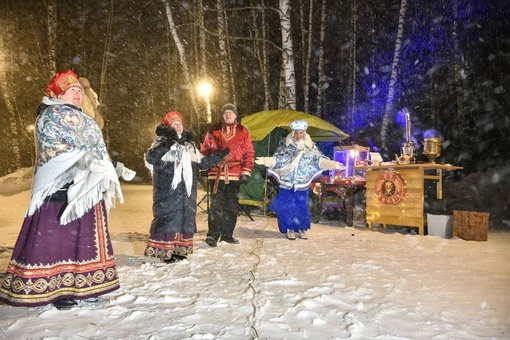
xmin=197 ymin=80 xmax=212 ymax=123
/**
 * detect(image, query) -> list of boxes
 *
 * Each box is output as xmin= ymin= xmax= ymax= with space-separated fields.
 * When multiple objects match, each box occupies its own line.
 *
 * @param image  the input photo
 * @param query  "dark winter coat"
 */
xmin=146 ymin=125 xmax=224 ymax=235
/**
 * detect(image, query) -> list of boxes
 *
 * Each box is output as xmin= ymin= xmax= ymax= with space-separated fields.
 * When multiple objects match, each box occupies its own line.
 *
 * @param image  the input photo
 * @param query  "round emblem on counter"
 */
xmin=374 ymin=171 xmax=405 ymax=205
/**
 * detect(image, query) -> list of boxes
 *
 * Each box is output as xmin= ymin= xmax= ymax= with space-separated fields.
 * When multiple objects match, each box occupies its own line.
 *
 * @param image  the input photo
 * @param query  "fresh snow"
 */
xmin=0 ymin=183 xmax=509 ymax=339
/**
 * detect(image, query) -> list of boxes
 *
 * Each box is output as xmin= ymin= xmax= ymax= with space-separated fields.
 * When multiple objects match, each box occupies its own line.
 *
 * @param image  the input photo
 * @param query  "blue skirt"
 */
xmin=270 ymin=187 xmax=311 ymax=233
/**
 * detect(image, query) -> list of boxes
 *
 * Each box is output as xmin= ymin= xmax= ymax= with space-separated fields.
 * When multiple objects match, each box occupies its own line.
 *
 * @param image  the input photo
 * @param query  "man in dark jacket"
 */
xmin=200 ymin=103 xmax=255 ymax=246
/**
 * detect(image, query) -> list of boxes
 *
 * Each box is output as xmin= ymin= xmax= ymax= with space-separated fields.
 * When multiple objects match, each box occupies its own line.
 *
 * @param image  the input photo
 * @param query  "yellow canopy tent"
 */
xmin=241 ymin=109 xmax=349 ymax=142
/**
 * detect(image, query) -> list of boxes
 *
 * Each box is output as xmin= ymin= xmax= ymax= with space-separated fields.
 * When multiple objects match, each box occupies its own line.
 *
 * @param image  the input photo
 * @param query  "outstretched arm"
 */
xmin=199 ymin=148 xmax=230 ymax=170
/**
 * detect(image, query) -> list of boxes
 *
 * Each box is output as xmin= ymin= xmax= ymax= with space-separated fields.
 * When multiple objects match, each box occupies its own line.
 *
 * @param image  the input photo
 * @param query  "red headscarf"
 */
xmin=161 ymin=111 xmax=183 ymax=126
xmin=46 ymin=70 xmax=82 ymax=98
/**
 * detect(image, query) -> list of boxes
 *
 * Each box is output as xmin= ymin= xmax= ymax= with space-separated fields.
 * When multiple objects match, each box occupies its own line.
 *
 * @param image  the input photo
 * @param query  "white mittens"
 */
xmin=255 ymin=157 xmax=276 ymax=168
xmin=319 ymin=158 xmax=345 ymax=171
xmin=114 ymin=161 xmax=136 ymax=180
xmin=121 ymin=167 xmax=136 ymax=181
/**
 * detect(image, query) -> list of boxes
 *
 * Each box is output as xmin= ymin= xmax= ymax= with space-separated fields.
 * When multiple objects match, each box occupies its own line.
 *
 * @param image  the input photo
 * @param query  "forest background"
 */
xmin=0 ymin=0 xmax=509 ymax=225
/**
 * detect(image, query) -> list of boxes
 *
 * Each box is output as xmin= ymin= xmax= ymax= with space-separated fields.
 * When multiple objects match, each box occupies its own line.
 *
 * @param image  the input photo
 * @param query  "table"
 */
xmin=354 ymin=163 xmax=463 ymax=235
xmin=311 ymin=175 xmax=366 ymax=226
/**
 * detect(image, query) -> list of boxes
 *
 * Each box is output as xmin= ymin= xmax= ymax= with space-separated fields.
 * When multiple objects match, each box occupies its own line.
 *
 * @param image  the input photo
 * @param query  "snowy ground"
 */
xmin=0 ymin=179 xmax=509 ymax=339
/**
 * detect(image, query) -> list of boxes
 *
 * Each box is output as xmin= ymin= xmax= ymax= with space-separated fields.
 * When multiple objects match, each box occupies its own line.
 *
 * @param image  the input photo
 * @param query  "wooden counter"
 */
xmin=354 ymin=163 xmax=462 ymax=235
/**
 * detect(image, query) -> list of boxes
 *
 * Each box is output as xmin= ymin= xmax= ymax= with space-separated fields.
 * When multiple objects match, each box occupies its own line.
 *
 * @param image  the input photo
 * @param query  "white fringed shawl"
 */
xmin=27 ymin=97 xmax=123 ymax=224
xmin=145 ymin=138 xmax=202 ymax=196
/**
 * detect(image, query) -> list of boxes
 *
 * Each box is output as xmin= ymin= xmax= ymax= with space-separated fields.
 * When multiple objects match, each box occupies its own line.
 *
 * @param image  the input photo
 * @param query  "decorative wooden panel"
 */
xmin=365 ymin=168 xmax=425 ymax=234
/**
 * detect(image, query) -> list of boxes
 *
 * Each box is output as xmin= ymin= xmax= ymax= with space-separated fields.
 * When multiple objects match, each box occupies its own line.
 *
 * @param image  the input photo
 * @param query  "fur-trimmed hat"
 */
xmin=46 ymin=70 xmax=82 ymax=98
xmin=162 ymin=111 xmax=183 ymax=126
xmin=289 ymin=120 xmax=308 ymax=131
xmin=222 ymin=103 xmax=238 ymax=115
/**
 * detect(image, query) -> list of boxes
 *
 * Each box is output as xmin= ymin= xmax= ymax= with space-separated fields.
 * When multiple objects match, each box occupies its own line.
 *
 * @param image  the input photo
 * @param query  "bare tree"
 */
xmin=302 ymin=0 xmax=314 ymax=113
xmin=47 ymin=0 xmax=57 ymax=76
xmin=316 ymin=0 xmax=326 ymax=117
xmin=278 ymin=0 xmax=296 ymax=110
xmin=162 ymin=0 xmax=199 ymax=122
xmin=380 ymin=0 xmax=407 ymax=153
xmin=251 ymin=0 xmax=271 ymax=110
xmin=217 ymin=0 xmax=232 ymax=103
xmin=198 ymin=0 xmax=206 ymax=78
xmin=278 ymin=63 xmax=286 ymax=109
xmin=451 ymin=0 xmax=466 ymax=149
xmin=348 ymin=0 xmax=358 ymax=137
xmin=0 ymin=33 xmax=23 ymax=171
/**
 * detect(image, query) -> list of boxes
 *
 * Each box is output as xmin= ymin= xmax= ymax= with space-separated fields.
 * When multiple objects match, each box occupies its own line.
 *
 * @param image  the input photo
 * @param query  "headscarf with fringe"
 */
xmin=28 ymin=96 xmax=123 ymax=224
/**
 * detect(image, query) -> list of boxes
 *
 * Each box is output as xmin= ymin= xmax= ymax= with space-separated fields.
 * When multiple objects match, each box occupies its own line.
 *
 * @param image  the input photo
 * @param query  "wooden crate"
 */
xmin=452 ymin=210 xmax=490 ymax=241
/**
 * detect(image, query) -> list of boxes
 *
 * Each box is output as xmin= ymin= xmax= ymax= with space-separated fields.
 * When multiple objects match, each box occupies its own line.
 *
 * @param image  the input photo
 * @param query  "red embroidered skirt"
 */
xmin=0 ymin=201 xmax=119 ymax=307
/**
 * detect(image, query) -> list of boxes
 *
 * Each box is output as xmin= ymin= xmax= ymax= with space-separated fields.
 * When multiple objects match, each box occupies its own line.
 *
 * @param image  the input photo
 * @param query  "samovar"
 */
xmin=422 ymin=138 xmax=442 ymax=163
xmin=397 ymin=108 xmax=415 ymax=164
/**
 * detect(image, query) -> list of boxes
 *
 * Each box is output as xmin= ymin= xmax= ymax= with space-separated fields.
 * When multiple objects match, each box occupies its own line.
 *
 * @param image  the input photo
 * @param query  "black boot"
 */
xmin=205 ymin=236 xmax=217 ymax=247
xmin=53 ymin=299 xmax=77 ymax=311
xmin=161 ymin=255 xmax=187 ymax=263
xmin=221 ymin=237 xmax=240 ymax=244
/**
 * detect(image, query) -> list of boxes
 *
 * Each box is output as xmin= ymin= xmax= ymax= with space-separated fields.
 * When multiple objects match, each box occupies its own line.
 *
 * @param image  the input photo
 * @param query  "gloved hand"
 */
xmin=162 ymin=136 xmax=175 ymax=149
xmin=240 ymin=174 xmax=250 ymax=184
xmin=121 ymin=167 xmax=136 ymax=181
xmin=217 ymin=148 xmax=230 ymax=158
xmin=77 ymin=151 xmax=96 ymax=170
xmin=319 ymin=158 xmax=345 ymax=171
xmin=89 ymin=159 xmax=108 ymax=174
xmin=255 ymin=156 xmax=276 ymax=167
xmin=156 ymin=124 xmax=177 ymax=139
xmin=334 ymin=162 xmax=345 ymax=170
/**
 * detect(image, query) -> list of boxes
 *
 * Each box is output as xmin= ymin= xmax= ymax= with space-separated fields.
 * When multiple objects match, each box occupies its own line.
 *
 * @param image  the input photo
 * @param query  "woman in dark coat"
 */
xmin=144 ymin=111 xmax=229 ymax=263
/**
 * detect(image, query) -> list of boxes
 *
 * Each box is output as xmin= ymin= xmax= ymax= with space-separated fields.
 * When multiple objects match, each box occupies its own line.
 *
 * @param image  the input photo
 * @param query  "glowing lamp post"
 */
xmin=197 ymin=80 xmax=212 ymax=123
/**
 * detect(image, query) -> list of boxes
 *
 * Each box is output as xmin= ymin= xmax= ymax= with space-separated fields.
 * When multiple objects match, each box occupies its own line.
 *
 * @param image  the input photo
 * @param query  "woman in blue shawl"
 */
xmin=255 ymin=120 xmax=344 ymax=240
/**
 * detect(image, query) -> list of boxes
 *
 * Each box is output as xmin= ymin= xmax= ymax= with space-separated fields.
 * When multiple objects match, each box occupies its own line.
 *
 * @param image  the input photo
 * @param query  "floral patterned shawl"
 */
xmin=27 ymin=97 xmax=123 ymax=224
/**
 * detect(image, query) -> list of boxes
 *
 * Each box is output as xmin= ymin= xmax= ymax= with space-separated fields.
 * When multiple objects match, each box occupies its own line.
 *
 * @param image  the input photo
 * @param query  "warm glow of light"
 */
xmin=197 ymin=81 xmax=212 ymax=98
xmin=197 ymin=80 xmax=213 ymax=123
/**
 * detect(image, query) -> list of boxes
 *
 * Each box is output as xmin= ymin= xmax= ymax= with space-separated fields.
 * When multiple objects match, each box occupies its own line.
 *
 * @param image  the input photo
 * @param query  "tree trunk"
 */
xmin=316 ymin=0 xmax=326 ymax=117
xmin=98 ymin=0 xmax=114 ymax=145
xmin=251 ymin=0 xmax=271 ymax=110
xmin=303 ymin=0 xmax=314 ymax=113
xmin=380 ymin=0 xmax=407 ymax=153
xmin=198 ymin=0 xmax=206 ymax=78
xmin=47 ymin=0 xmax=57 ymax=76
xmin=162 ymin=0 xmax=199 ymax=122
xmin=260 ymin=0 xmax=271 ymax=110
xmin=452 ymin=0 xmax=465 ymax=149
xmin=217 ymin=0 xmax=231 ymax=103
xmin=0 ymin=34 xmax=23 ymax=171
xmin=278 ymin=0 xmax=296 ymax=110
xmin=278 ymin=63 xmax=286 ymax=109
xmin=224 ymin=5 xmax=236 ymax=105
xmin=349 ymin=0 xmax=357 ymax=138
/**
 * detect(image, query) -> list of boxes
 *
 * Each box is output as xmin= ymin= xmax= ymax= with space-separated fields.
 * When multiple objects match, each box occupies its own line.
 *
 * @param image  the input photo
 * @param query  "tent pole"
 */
xmin=263 ymin=132 xmax=271 ymax=215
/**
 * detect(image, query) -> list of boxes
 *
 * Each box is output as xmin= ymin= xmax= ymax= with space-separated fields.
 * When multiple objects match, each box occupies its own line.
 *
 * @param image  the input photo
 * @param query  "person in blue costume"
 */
xmin=255 ymin=120 xmax=344 ymax=240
